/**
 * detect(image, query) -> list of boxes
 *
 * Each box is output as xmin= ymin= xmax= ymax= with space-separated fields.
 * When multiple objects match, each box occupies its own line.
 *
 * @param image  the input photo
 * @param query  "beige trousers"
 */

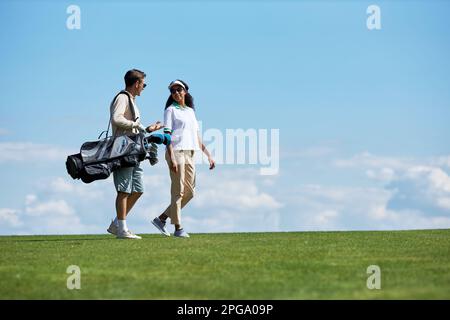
xmin=162 ymin=150 xmax=196 ymax=225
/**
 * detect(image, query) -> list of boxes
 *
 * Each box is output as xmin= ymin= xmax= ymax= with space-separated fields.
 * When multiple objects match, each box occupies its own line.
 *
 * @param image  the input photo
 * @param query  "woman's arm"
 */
xmin=167 ymin=143 xmax=178 ymax=173
xmin=198 ymin=132 xmax=215 ymax=170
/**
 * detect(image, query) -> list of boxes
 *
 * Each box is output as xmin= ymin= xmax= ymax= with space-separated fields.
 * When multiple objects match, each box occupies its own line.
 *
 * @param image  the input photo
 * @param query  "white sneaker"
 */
xmin=107 ymin=220 xmax=118 ymax=235
xmin=116 ymin=229 xmax=142 ymax=239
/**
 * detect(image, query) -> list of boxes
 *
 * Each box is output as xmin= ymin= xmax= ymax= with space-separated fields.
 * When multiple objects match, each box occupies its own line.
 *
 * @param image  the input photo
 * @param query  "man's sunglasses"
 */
xmin=170 ymin=87 xmax=184 ymax=94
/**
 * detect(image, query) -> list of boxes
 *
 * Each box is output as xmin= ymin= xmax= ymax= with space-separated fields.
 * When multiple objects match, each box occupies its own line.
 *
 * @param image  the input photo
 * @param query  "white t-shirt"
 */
xmin=164 ymin=102 xmax=200 ymax=150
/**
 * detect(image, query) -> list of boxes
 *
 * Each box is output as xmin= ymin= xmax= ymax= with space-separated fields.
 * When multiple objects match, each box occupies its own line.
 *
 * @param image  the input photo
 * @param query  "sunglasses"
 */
xmin=143 ymin=83 xmax=147 ymax=88
xmin=170 ymin=87 xmax=184 ymax=94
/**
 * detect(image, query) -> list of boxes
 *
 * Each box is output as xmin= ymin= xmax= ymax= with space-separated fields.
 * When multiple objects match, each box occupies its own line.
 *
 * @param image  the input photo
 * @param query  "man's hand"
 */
xmin=146 ymin=121 xmax=163 ymax=133
xmin=133 ymin=121 xmax=146 ymax=132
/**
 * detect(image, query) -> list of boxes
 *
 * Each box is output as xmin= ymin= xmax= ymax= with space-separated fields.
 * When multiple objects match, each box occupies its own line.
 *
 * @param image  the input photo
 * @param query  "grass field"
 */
xmin=0 ymin=229 xmax=449 ymax=299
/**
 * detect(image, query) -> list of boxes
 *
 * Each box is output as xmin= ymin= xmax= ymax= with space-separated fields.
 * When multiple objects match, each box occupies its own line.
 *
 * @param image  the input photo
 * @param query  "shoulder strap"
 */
xmin=120 ymin=90 xmax=136 ymax=120
xmin=98 ymin=91 xmax=135 ymax=139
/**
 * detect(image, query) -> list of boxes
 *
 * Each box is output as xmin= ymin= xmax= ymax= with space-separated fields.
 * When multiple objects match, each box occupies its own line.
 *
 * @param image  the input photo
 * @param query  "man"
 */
xmin=106 ymin=69 xmax=159 ymax=239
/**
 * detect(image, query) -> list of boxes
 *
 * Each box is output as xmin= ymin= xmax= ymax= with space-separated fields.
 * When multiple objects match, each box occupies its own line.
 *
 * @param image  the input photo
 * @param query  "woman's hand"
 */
xmin=208 ymin=156 xmax=216 ymax=170
xmin=198 ymin=133 xmax=215 ymax=170
xmin=170 ymin=156 xmax=178 ymax=173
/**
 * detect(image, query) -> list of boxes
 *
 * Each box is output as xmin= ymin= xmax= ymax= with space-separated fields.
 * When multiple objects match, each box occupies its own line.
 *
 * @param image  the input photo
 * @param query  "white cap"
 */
xmin=168 ymin=80 xmax=187 ymax=90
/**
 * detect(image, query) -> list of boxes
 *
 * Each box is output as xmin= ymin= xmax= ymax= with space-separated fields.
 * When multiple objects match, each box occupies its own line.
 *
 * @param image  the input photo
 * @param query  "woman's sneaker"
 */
xmin=116 ymin=229 xmax=142 ymax=239
xmin=151 ymin=217 xmax=170 ymax=236
xmin=174 ymin=229 xmax=190 ymax=238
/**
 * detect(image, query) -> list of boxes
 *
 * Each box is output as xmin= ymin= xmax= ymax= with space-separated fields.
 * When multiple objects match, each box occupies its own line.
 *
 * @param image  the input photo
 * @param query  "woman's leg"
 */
xmin=181 ymin=150 xmax=196 ymax=209
xmin=161 ymin=150 xmax=185 ymax=226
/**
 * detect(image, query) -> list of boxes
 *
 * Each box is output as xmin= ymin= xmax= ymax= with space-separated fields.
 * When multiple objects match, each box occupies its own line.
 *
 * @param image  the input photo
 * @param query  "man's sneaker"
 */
xmin=116 ymin=229 xmax=142 ymax=239
xmin=174 ymin=229 xmax=190 ymax=238
xmin=151 ymin=217 xmax=170 ymax=236
xmin=107 ymin=220 xmax=118 ymax=235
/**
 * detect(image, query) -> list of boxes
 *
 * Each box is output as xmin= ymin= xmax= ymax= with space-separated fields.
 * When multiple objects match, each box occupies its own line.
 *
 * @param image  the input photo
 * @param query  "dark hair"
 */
xmin=124 ymin=69 xmax=146 ymax=87
xmin=165 ymin=79 xmax=195 ymax=110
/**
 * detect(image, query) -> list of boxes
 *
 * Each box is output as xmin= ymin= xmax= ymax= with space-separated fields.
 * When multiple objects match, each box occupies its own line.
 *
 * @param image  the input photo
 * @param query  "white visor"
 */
xmin=168 ymin=80 xmax=186 ymax=90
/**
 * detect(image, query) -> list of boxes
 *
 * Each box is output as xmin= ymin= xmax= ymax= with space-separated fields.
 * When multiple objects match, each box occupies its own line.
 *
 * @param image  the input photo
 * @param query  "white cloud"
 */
xmin=142 ymin=169 xmax=168 ymax=189
xmin=0 ymin=204 xmax=94 ymax=235
xmin=368 ymin=207 xmax=450 ymax=230
xmin=26 ymin=199 xmax=75 ymax=217
xmin=0 ymin=208 xmax=22 ymax=227
xmin=328 ymin=152 xmax=450 ymax=228
xmin=333 ymin=152 xmax=413 ymax=171
xmin=25 ymin=194 xmax=37 ymax=205
xmin=282 ymin=146 xmax=335 ymax=159
xmin=281 ymin=183 xmax=450 ymax=231
xmin=282 ymin=184 xmax=394 ymax=230
xmin=314 ymin=210 xmax=339 ymax=225
xmin=182 ymin=209 xmax=280 ymax=233
xmin=21 ymin=194 xmax=100 ymax=234
xmin=432 ymin=156 xmax=450 ymax=169
xmin=389 ymin=165 xmax=450 ymax=213
xmin=193 ymin=170 xmax=283 ymax=210
xmin=0 ymin=142 xmax=75 ymax=163
xmin=0 ymin=184 xmax=108 ymax=235
xmin=45 ymin=177 xmax=108 ymax=201
xmin=366 ymin=167 xmax=396 ymax=182
xmin=0 ymin=128 xmax=9 ymax=136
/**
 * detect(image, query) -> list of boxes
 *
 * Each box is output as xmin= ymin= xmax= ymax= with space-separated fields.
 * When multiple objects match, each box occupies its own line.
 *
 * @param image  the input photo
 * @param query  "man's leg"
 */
xmin=112 ymin=191 xmax=141 ymax=233
xmin=126 ymin=165 xmax=144 ymax=217
xmin=113 ymin=166 xmax=134 ymax=233
xmin=110 ymin=165 xmax=142 ymax=239
xmin=126 ymin=192 xmax=142 ymax=215
xmin=114 ymin=165 xmax=144 ymax=217
xmin=116 ymin=191 xmax=129 ymax=232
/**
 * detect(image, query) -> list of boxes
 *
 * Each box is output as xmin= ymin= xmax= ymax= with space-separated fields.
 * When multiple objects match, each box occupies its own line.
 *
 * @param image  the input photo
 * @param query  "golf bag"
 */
xmin=65 ymin=91 xmax=171 ymax=184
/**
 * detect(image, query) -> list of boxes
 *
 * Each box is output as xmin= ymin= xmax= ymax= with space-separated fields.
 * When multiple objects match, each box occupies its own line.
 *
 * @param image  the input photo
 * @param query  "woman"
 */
xmin=151 ymin=79 xmax=215 ymax=238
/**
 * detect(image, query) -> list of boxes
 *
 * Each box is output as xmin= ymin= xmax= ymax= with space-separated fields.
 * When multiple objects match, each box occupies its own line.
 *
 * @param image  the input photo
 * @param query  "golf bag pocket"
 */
xmin=120 ymin=154 xmax=141 ymax=167
xmin=81 ymin=163 xmax=112 ymax=184
xmin=66 ymin=153 xmax=83 ymax=180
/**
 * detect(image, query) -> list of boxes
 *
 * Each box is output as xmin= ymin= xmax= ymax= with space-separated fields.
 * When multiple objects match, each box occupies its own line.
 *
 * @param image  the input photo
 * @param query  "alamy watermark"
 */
xmin=366 ymin=265 xmax=381 ymax=290
xmin=66 ymin=5 xmax=81 ymax=30
xmin=367 ymin=5 xmax=381 ymax=30
xmin=66 ymin=265 xmax=81 ymax=290
xmin=196 ymin=122 xmax=279 ymax=175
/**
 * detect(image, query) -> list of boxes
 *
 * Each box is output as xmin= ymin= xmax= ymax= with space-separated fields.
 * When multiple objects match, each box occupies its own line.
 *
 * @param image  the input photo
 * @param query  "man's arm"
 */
xmin=111 ymin=95 xmax=140 ymax=130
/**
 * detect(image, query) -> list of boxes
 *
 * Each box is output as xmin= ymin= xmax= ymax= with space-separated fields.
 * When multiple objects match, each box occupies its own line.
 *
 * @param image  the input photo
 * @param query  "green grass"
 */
xmin=0 ymin=230 xmax=449 ymax=299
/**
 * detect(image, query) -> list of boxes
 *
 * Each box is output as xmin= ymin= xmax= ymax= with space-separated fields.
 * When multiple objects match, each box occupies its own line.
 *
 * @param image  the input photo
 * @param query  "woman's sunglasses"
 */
xmin=170 ymin=87 xmax=184 ymax=94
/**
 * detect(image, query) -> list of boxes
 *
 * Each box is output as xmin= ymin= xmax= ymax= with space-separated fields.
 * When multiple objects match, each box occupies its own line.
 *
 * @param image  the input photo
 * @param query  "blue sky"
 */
xmin=1 ymin=0 xmax=450 ymax=235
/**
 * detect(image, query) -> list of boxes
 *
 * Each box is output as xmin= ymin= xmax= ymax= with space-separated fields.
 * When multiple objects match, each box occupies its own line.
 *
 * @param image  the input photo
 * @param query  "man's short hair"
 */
xmin=124 ymin=69 xmax=146 ymax=87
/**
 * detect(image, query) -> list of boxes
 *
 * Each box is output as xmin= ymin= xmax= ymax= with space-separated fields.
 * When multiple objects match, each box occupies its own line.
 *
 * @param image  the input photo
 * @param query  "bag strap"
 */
xmin=98 ymin=91 xmax=136 ymax=139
